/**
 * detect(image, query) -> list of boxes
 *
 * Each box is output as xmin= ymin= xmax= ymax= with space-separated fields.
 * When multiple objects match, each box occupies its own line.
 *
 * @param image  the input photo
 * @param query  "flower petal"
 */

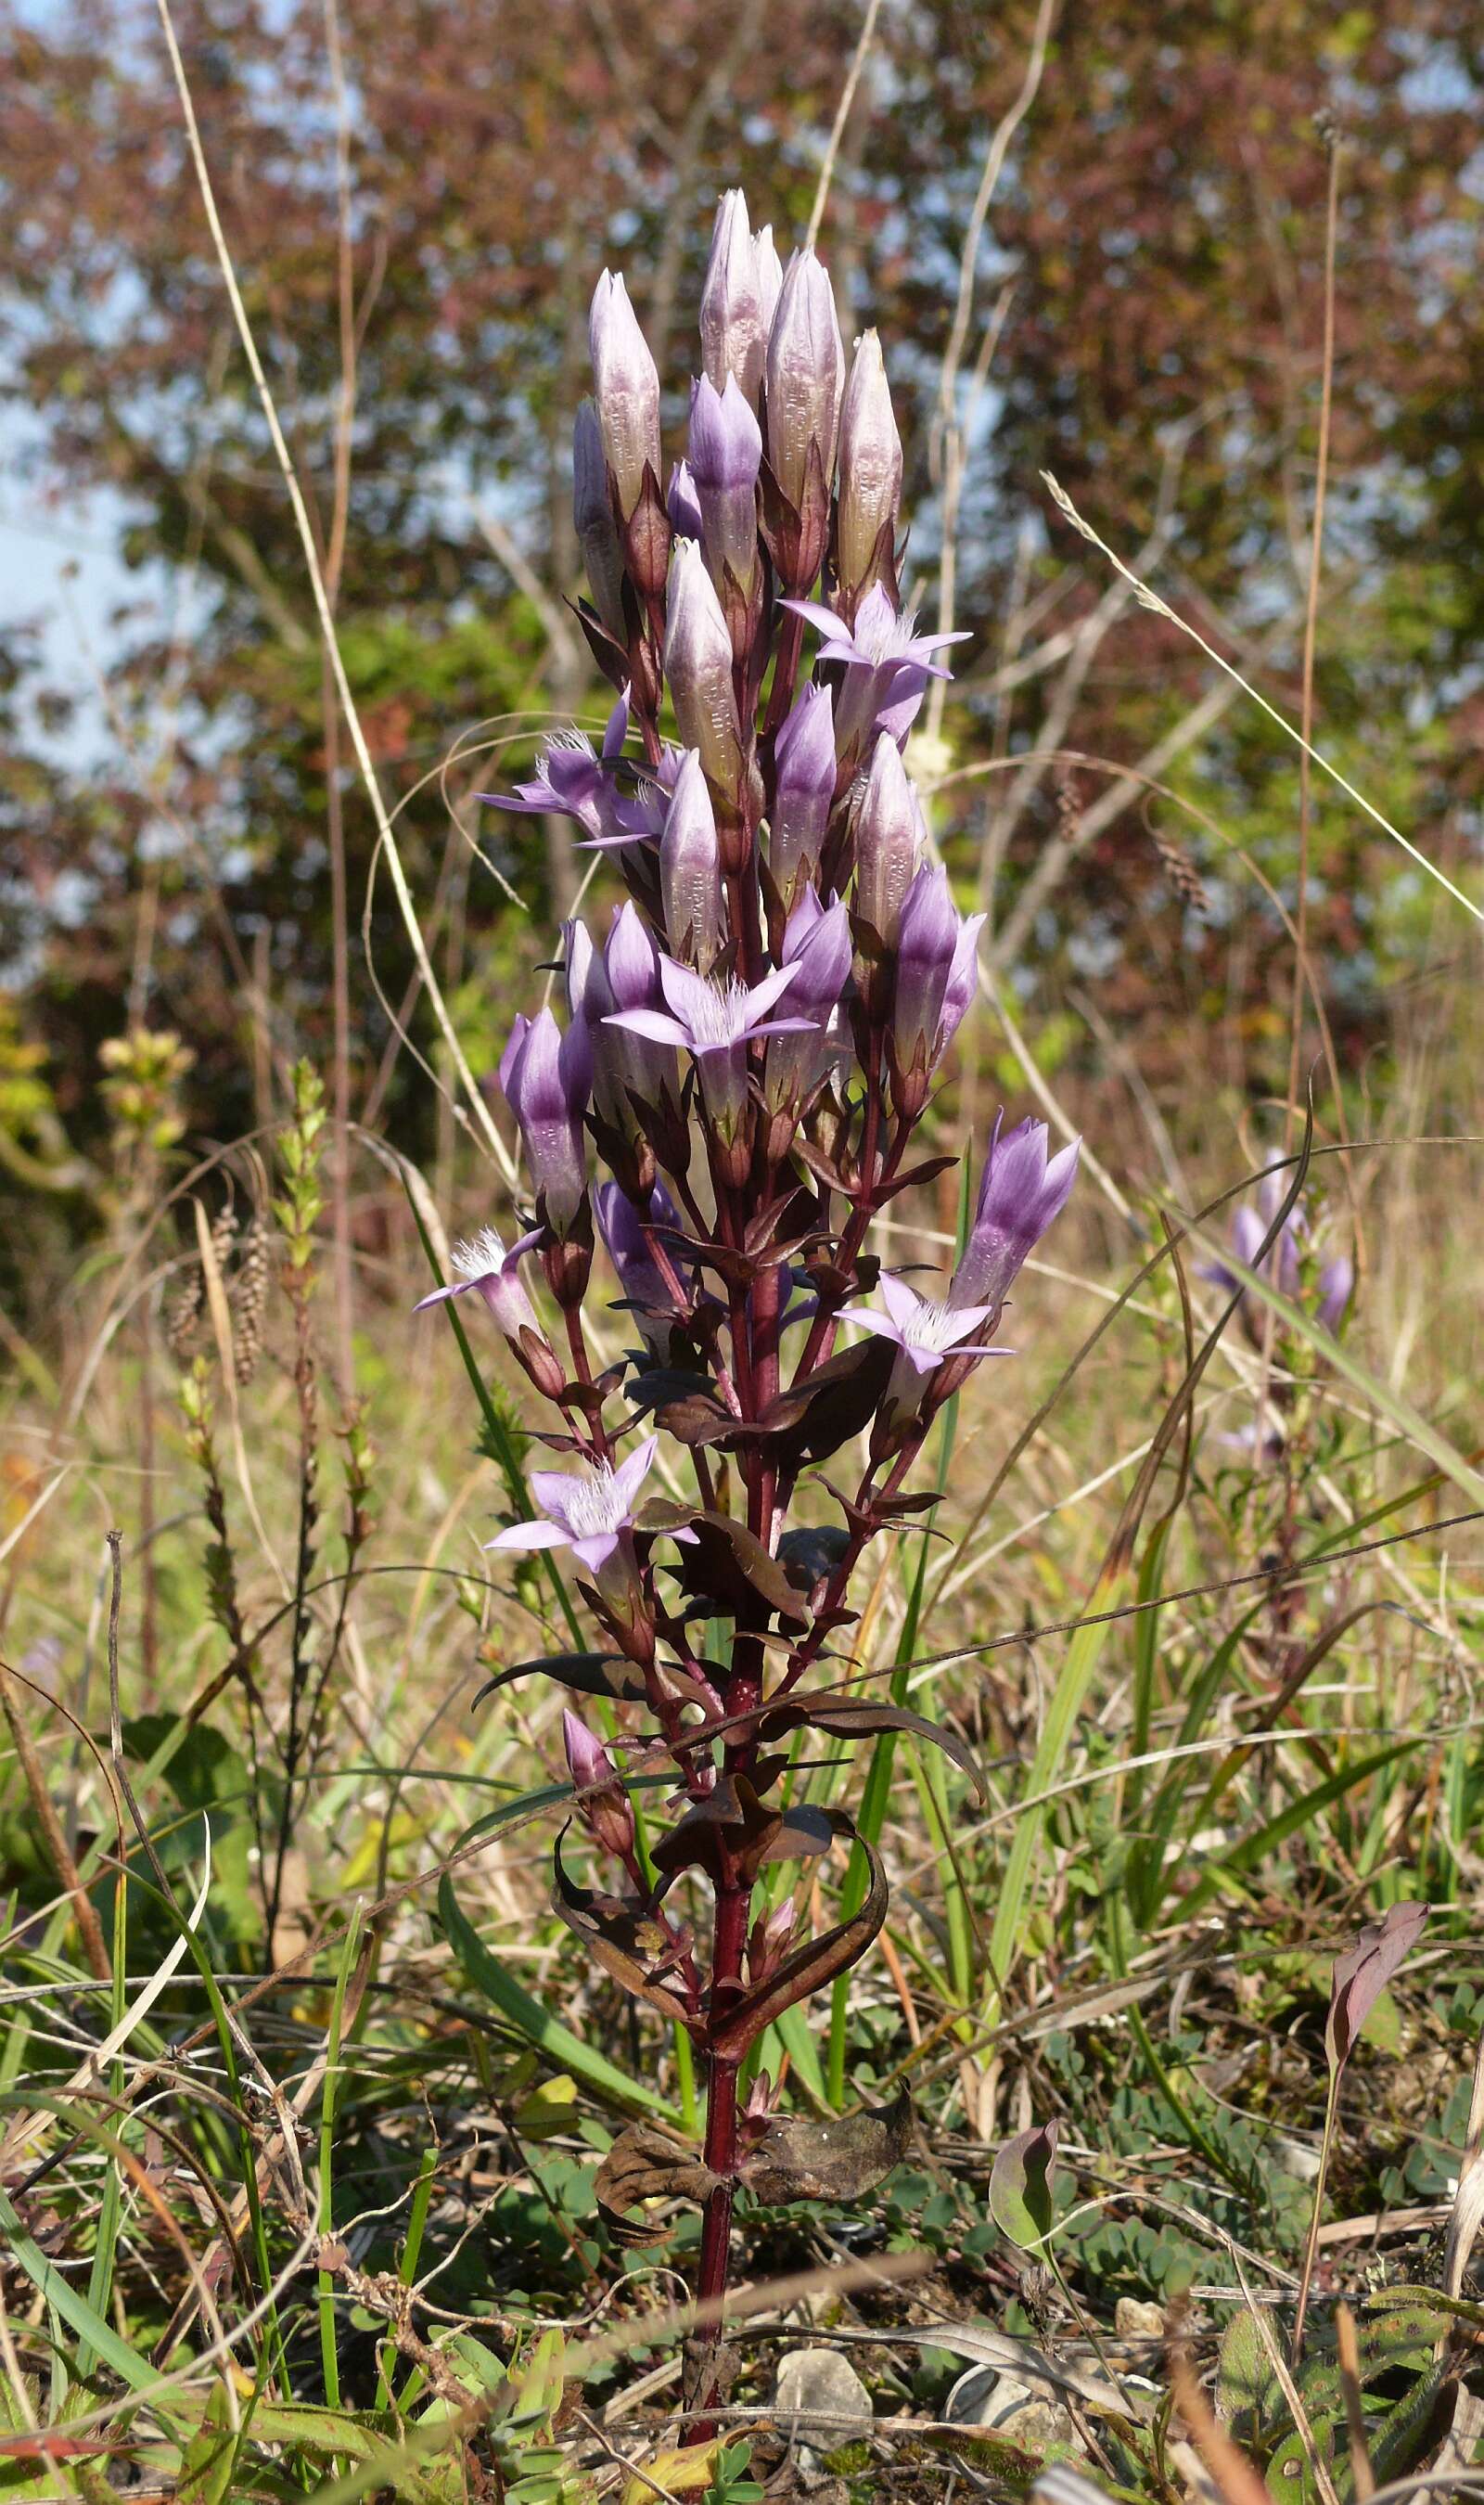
xmin=876 ymin=1271 xmax=923 ymax=1330
xmin=657 ymin=957 xmax=716 ymax=1028
xmin=485 ymin=1521 xmax=573 ymax=1551
xmin=609 ymin=1432 xmax=659 ymax=1513
xmin=412 ymin=1278 xmax=475 ymax=1312
xmin=605 ymin=1008 xmax=691 ymax=1047
xmin=570 ymin=1532 xmax=621 ymax=1573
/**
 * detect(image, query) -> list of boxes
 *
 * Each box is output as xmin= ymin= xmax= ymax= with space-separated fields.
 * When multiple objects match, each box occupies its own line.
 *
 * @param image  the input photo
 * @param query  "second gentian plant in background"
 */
xmin=424 ymin=192 xmax=1081 ymax=2430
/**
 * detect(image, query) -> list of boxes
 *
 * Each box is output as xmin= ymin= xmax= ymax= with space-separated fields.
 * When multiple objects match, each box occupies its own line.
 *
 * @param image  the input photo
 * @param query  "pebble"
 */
xmin=774 ymin=2347 xmax=873 ymax=2462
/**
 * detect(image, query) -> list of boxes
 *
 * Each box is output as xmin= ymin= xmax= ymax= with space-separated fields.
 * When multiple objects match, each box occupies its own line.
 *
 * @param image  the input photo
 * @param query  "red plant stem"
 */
xmin=691 ymin=1870 xmax=748 ymax=2435
xmin=563 ymin=1306 xmax=612 ymax=1459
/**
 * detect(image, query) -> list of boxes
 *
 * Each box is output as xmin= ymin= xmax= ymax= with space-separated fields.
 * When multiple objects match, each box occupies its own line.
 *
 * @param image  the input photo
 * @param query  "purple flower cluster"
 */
xmin=415 ymin=186 xmax=1085 ymax=2367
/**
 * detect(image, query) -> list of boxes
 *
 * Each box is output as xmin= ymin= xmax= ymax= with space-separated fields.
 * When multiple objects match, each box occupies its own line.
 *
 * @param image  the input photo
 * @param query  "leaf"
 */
xmin=755 ymin=1695 xmax=986 ymax=1798
xmin=551 ymin=1829 xmax=697 ymax=2030
xmin=1326 ymin=1901 xmax=1429 ymax=2074
xmin=680 ymin=1512 xmax=809 ymax=1625
xmin=473 ymin=1650 xmax=650 ymax=1705
xmin=752 ymin=1335 xmax=896 ymax=1463
xmin=512 ymin=2075 xmax=578 ymax=2140
xmin=438 ymin=1871 xmax=679 ymax=2122
xmin=989 ymin=2120 xmax=1059 ymax=2250
xmin=741 ymin=2091 xmax=913 ymax=2205
xmin=620 ymin=2444 xmax=720 ymax=2505
xmin=705 ymin=1832 xmax=889 ymax=2060
xmin=594 ymin=2123 xmax=715 ymax=2242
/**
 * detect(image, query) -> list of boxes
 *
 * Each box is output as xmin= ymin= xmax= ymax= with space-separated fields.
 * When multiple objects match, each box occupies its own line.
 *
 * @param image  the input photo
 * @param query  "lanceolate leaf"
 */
xmin=754 ymin=1694 xmax=986 ymax=1797
xmin=705 ymin=1832 xmax=889 ymax=2060
xmin=473 ymin=1650 xmax=651 ymax=1705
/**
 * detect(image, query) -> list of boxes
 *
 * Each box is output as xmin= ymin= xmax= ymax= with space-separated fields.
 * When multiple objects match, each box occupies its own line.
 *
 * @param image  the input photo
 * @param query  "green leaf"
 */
xmin=439 ymin=1871 xmax=679 ymax=2123
xmin=988 ymin=2119 xmax=1059 ymax=2251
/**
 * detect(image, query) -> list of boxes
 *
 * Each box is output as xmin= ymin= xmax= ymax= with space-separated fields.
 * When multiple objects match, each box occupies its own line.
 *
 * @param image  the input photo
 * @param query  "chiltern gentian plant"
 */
xmin=421 ymin=193 xmax=1081 ymax=2432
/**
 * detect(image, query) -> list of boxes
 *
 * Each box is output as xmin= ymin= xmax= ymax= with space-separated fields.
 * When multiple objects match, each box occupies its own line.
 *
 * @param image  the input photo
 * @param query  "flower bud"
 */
xmin=596 ymin=1179 xmax=690 ymax=1351
xmin=573 ymin=398 xmax=628 ymax=646
xmin=755 ymin=225 xmax=783 ymax=332
xmin=662 ymin=539 xmax=746 ymax=803
xmin=853 ymin=733 xmax=924 ymax=950
xmin=890 ymin=864 xmax=984 ymax=1115
xmin=688 ymin=374 xmax=761 ymax=592
xmin=764 ymin=248 xmax=845 ymax=511
xmin=589 ymin=271 xmax=661 ymax=520
xmin=659 ymin=751 xmax=724 ymax=968
xmin=666 ymin=458 xmax=704 ymax=544
xmin=890 ymin=867 xmax=961 ymax=1061
xmin=562 ymin=1709 xmax=636 ymax=1862
xmin=699 ymin=189 xmax=769 ymax=407
xmin=837 ymin=330 xmax=902 ymax=603
xmin=500 ymin=1004 xmax=592 ymax=1235
xmin=768 ymin=682 xmax=837 ymax=909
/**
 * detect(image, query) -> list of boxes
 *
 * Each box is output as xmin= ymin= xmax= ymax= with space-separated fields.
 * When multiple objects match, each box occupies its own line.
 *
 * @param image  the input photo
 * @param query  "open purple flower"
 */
xmin=839 ymin=1271 xmax=1006 ymax=1375
xmin=606 ymin=955 xmax=815 ymax=1131
xmin=784 ymin=584 xmax=969 ymax=759
xmin=486 ymin=1434 xmax=662 ymax=1574
xmin=481 ymin=690 xmax=644 ymax=849
xmin=413 ymin=1226 xmax=543 ymax=1338
xmin=950 ymin=1114 xmax=1080 ymax=1313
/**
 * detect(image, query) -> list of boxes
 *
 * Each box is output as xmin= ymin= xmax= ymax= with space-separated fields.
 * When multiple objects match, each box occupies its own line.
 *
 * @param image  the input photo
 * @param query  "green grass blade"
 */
xmin=439 ymin=1870 xmax=679 ymax=2123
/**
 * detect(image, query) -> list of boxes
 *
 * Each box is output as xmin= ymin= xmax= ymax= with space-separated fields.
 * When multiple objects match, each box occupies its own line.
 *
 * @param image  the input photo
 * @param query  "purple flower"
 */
xmin=853 ymin=733 xmax=926 ymax=948
xmin=573 ymin=397 xmax=628 ymax=646
xmin=688 ymin=373 xmax=762 ymax=591
xmin=839 ymin=1271 xmax=1006 ymax=1375
xmin=1201 ymin=1180 xmax=1353 ymax=1334
xmin=481 ymin=690 xmax=633 ymax=847
xmin=765 ymin=891 xmax=853 ymax=1112
xmin=578 ymin=903 xmax=676 ymax=1130
xmin=837 ymin=329 xmax=902 ymax=602
xmin=667 ymin=458 xmax=705 ymax=544
xmin=893 ymin=863 xmax=988 ymax=1086
xmin=589 ymin=270 xmax=661 ymax=519
xmin=768 ymin=682 xmax=837 ymax=909
xmin=1318 ymin=1252 xmax=1354 ymax=1333
xmin=607 ymin=954 xmax=814 ymax=1134
xmin=938 ymin=909 xmax=984 ymax=1052
xmin=487 ymin=1434 xmax=661 ymax=1574
xmin=596 ymin=1179 xmax=691 ymax=1347
xmin=660 ymin=751 xmax=724 ymax=969
xmin=950 ymin=1115 xmax=1080 ymax=1313
xmin=764 ymin=248 xmax=845 ymax=511
xmin=784 ymin=584 xmax=969 ymax=758
xmin=500 ymin=1005 xmax=592 ymax=1234
xmin=700 ymin=190 xmax=773 ymax=408
xmin=413 ymin=1226 xmax=543 ymax=1342
xmin=663 ymin=539 xmax=746 ymax=800
xmin=562 ymin=1710 xmax=636 ymax=1859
